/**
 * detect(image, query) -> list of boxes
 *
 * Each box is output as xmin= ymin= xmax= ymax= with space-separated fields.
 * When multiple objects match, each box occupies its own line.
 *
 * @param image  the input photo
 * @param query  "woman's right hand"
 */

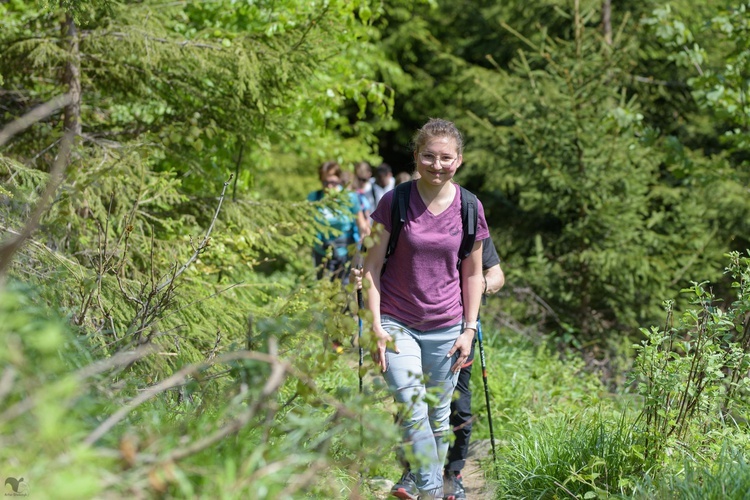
xmin=371 ymin=324 xmax=397 ymax=372
xmin=350 ymin=267 xmax=363 ymax=290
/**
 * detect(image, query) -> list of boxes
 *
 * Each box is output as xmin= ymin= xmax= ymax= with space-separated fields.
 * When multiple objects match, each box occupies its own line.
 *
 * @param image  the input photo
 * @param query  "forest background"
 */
xmin=2 ymin=0 xmax=750 ymax=498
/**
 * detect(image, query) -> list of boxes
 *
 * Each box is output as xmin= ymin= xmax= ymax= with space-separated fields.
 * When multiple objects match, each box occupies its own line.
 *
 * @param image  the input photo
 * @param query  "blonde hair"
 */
xmin=412 ymin=118 xmax=464 ymax=155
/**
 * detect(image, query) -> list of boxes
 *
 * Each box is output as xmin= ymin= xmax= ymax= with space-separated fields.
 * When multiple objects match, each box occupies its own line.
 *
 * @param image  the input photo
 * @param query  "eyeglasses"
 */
xmin=323 ymin=180 xmax=341 ymax=187
xmin=418 ymin=152 xmax=458 ymax=168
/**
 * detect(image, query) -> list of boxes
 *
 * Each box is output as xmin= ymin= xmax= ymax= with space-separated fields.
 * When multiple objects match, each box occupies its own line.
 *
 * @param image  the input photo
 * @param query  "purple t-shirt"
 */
xmin=371 ymin=182 xmax=489 ymax=331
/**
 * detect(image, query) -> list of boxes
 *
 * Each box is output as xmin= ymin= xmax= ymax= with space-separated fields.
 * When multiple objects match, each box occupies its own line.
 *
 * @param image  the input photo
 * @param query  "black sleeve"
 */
xmin=481 ymin=235 xmax=501 ymax=270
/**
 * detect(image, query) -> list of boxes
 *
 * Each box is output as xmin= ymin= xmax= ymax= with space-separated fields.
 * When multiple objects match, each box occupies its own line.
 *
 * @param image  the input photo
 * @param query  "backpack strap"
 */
xmin=458 ymin=186 xmax=478 ymax=261
xmin=385 ymin=180 xmax=412 ymax=260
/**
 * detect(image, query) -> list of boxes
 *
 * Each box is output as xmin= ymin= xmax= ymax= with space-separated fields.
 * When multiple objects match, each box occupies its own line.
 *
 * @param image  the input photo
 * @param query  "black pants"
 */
xmin=445 ymin=339 xmax=476 ymax=473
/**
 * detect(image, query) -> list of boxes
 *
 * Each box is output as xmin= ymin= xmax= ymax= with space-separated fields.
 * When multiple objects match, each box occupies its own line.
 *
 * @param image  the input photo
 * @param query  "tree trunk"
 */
xmin=602 ymin=0 xmax=612 ymax=45
xmin=61 ymin=10 xmax=81 ymax=136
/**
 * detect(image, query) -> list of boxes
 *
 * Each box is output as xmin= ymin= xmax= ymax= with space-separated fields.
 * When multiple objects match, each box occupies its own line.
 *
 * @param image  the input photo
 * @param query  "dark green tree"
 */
xmin=456 ymin=3 xmax=736 ymax=341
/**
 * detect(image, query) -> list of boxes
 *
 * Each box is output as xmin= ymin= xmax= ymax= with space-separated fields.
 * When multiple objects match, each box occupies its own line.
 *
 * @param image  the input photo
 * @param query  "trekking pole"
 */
xmin=356 ymin=255 xmax=365 ymax=448
xmin=477 ymin=318 xmax=497 ymax=467
xmin=357 ymin=285 xmax=364 ymax=396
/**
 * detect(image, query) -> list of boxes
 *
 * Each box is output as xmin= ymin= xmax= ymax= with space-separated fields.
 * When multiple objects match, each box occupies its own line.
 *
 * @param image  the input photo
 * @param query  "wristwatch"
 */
xmin=464 ymin=321 xmax=478 ymax=331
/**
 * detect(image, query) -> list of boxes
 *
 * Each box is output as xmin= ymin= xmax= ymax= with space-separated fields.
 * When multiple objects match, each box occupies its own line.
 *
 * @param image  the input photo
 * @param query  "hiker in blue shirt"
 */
xmin=307 ymin=161 xmax=368 ymax=284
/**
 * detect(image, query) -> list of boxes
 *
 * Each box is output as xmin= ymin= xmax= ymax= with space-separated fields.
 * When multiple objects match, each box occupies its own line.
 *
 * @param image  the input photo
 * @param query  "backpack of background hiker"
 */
xmin=384 ymin=180 xmax=477 ymax=271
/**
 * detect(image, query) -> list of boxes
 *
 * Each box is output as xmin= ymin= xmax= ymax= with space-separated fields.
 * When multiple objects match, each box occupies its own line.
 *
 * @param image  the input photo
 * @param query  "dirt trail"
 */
xmin=460 ymin=439 xmax=493 ymax=499
xmin=370 ymin=439 xmax=494 ymax=499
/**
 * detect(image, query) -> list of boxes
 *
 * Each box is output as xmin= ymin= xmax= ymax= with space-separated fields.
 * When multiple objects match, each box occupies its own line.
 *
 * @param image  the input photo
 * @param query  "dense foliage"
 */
xmin=2 ymin=0 xmax=750 ymax=498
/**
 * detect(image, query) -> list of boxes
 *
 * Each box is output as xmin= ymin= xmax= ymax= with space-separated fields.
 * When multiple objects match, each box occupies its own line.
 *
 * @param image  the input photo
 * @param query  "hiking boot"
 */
xmin=443 ymin=471 xmax=466 ymax=500
xmin=390 ymin=471 xmax=418 ymax=499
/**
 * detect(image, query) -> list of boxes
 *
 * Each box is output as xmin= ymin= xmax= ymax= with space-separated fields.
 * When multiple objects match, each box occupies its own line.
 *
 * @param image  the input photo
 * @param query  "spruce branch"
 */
xmin=96 ymin=31 xmax=224 ymax=51
xmin=61 ymin=11 xmax=82 ymax=136
xmin=84 ymin=342 xmax=358 ymax=448
xmin=287 ymin=4 xmax=330 ymax=56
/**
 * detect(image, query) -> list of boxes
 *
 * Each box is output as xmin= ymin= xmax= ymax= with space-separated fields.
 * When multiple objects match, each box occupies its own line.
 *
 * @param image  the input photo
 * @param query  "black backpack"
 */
xmin=384 ymin=180 xmax=478 ymax=270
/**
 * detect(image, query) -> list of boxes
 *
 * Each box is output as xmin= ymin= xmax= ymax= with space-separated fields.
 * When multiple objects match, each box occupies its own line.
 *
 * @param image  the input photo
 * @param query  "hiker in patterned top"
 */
xmin=362 ymin=118 xmax=489 ymax=500
xmin=307 ymin=161 xmax=368 ymax=284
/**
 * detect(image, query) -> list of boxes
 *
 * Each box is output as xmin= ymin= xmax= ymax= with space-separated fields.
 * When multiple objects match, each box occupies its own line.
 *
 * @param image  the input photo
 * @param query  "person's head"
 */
xmin=374 ymin=163 xmax=393 ymax=188
xmin=395 ymin=171 xmax=412 ymax=185
xmin=354 ymin=161 xmax=372 ymax=188
xmin=340 ymin=170 xmax=356 ymax=190
xmin=411 ymin=118 xmax=463 ymax=186
xmin=318 ymin=161 xmax=343 ymax=190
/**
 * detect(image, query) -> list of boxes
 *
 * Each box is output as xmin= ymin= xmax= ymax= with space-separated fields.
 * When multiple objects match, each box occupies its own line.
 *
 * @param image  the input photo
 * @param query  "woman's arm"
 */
xmin=362 ymin=222 xmax=395 ymax=372
xmin=448 ymin=239 xmax=484 ymax=373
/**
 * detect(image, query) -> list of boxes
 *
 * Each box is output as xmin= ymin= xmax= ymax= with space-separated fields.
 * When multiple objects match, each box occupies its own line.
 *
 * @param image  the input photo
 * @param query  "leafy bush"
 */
xmin=632 ymin=446 xmax=750 ymax=500
xmin=630 ymin=252 xmax=750 ymax=465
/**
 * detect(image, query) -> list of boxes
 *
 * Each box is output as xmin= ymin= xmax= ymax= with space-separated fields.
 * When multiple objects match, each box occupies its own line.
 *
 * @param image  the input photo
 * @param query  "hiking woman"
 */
xmin=307 ymin=161 xmax=368 ymax=283
xmin=362 ymin=118 xmax=489 ymax=499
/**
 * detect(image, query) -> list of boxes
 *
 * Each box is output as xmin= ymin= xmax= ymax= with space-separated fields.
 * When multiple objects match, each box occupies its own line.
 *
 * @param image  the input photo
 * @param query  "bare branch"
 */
xmin=0 ymin=345 xmax=157 ymax=423
xmin=154 ymin=175 xmax=233 ymax=293
xmin=0 ymin=129 xmax=75 ymax=282
xmin=602 ymin=0 xmax=612 ymax=45
xmin=0 ymin=94 xmax=72 ymax=147
xmin=83 ymin=348 xmax=290 ymax=446
xmin=73 ymin=345 xmax=159 ymax=381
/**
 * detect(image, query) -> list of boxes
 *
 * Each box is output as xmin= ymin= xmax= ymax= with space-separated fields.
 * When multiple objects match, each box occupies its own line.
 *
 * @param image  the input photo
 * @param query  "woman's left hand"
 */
xmin=447 ymin=329 xmax=475 ymax=373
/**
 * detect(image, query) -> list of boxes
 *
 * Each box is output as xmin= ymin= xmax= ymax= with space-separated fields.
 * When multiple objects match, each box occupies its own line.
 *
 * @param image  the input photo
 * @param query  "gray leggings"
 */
xmin=381 ymin=316 xmax=461 ymax=498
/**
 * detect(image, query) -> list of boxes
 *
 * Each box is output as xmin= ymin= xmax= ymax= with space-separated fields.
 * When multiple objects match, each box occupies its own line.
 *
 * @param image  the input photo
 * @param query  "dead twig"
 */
xmin=154 ymin=175 xmax=232 ymax=293
xmin=0 ymin=94 xmax=73 ymax=148
xmin=0 ymin=344 xmax=157 ymax=423
xmin=83 ymin=347 xmax=288 ymax=446
xmin=0 ymin=129 xmax=75 ymax=282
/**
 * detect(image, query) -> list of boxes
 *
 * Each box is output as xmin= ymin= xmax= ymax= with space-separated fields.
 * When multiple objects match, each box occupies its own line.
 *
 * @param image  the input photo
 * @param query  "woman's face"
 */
xmin=321 ymin=174 xmax=342 ymax=191
xmin=413 ymin=136 xmax=462 ymax=186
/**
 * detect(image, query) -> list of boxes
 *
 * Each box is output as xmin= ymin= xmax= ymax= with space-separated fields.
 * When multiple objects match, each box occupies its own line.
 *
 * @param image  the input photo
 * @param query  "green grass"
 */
xmin=492 ymin=411 xmax=642 ymax=499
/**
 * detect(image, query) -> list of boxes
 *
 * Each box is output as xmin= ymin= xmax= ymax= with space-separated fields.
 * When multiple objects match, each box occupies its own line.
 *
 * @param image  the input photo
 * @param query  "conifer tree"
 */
xmin=461 ymin=3 xmax=729 ymax=339
xmin=0 ymin=0 xmax=397 ymax=357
